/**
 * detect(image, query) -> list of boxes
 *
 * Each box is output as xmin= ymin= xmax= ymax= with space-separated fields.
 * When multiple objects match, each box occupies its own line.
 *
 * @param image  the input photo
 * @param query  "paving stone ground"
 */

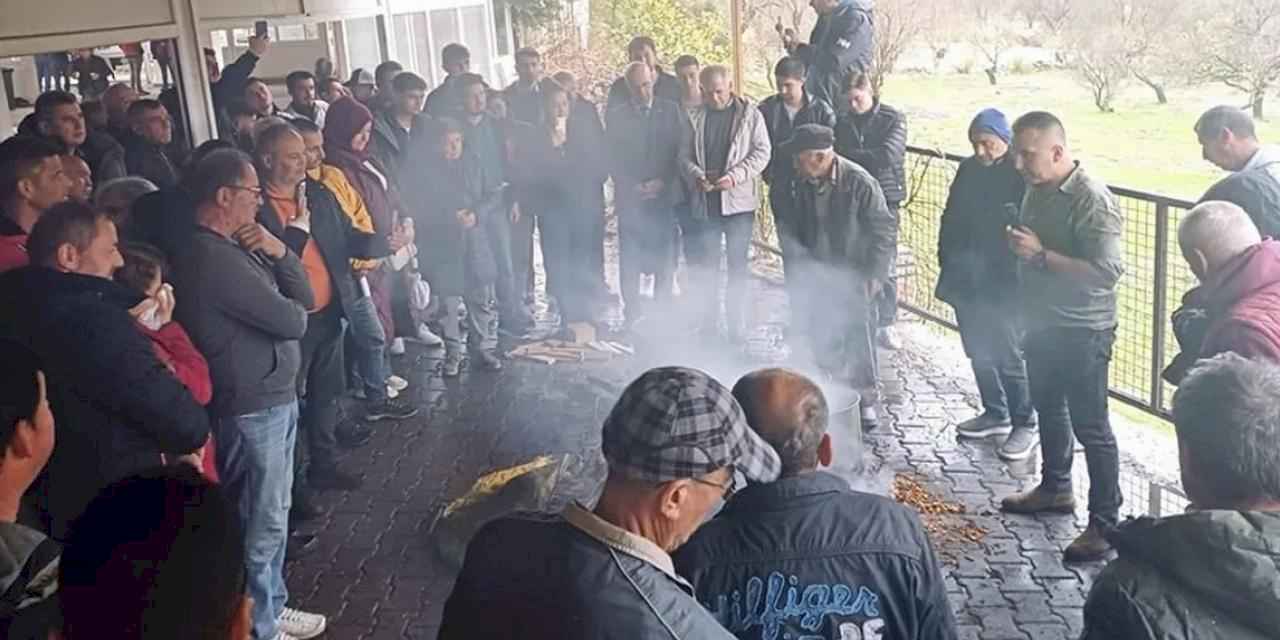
xmin=286 ymin=287 xmax=1173 ymax=640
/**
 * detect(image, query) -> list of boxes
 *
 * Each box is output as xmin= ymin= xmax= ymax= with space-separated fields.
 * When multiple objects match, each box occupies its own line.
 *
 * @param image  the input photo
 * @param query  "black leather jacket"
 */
xmin=758 ymin=93 xmax=837 ymax=187
xmin=835 ymin=101 xmax=907 ymax=206
xmin=674 ymin=472 xmax=957 ymax=640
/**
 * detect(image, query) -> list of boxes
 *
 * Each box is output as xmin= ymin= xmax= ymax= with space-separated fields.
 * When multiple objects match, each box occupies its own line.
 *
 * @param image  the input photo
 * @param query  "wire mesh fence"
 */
xmin=898 ymin=146 xmax=1197 ymax=421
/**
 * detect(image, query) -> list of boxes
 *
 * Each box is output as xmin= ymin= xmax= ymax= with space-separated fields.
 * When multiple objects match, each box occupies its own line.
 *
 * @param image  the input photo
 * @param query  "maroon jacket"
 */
xmin=1199 ymin=239 xmax=1280 ymax=361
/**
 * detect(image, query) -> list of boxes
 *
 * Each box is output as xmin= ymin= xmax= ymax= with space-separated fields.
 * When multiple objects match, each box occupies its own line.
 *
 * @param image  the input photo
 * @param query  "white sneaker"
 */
xmin=278 ymin=607 xmax=326 ymax=640
xmin=389 ymin=337 xmax=406 ymax=355
xmin=387 ymin=375 xmax=409 ymax=392
xmin=415 ymin=323 xmax=444 ymax=346
xmin=272 ymin=633 xmax=298 ymax=640
xmin=386 ymin=385 xmax=400 ymax=399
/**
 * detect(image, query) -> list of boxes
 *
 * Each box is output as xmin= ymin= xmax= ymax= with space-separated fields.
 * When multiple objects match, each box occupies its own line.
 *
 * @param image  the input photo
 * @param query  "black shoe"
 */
xmin=336 ymin=423 xmax=373 ymax=449
xmin=290 ymin=493 xmax=323 ymax=524
xmin=473 ymin=350 xmax=503 ymax=371
xmin=286 ymin=532 xmax=319 ymax=561
xmin=310 ymin=466 xmax=363 ymax=491
xmin=1063 ymin=522 xmax=1113 ymax=563
xmin=363 ymin=399 xmax=419 ymax=422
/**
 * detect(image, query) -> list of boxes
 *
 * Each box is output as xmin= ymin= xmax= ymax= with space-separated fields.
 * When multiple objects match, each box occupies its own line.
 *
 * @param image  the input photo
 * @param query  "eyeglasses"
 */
xmin=225 ymin=184 xmax=264 ymax=201
xmin=692 ymin=472 xmax=736 ymax=501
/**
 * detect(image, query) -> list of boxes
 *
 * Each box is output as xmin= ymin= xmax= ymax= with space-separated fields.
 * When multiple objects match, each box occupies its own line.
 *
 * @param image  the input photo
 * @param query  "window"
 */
xmin=276 ymin=24 xmax=307 ymax=42
xmin=493 ymin=0 xmax=512 ymax=56
xmin=460 ymin=6 xmax=491 ymax=77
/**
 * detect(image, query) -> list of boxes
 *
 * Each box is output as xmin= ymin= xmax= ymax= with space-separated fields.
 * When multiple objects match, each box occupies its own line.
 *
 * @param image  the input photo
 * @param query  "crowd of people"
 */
xmin=0 ymin=0 xmax=1278 ymax=637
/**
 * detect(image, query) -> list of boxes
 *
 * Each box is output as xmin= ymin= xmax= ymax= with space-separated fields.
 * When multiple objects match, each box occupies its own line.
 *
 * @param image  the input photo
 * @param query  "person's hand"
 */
xmin=155 ymin=283 xmax=176 ymax=326
xmin=176 ymin=452 xmax=203 ymax=470
xmin=510 ymin=202 xmax=522 ymax=224
xmin=234 ymin=223 xmax=287 ymax=259
xmin=290 ymin=182 xmax=311 ymax=228
xmin=1008 ymin=225 xmax=1044 ymax=260
xmin=696 ymin=176 xmax=713 ymax=193
xmin=714 ymin=175 xmax=734 ymax=191
xmin=129 ymin=297 xmax=158 ymax=321
xmin=456 ymin=209 xmax=477 ymax=229
xmin=248 ymin=35 xmax=270 ymax=57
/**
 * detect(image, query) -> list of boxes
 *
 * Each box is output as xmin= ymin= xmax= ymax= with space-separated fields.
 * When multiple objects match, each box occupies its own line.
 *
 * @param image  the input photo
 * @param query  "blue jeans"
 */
xmin=215 ymin=401 xmax=299 ymax=639
xmin=346 ymin=294 xmax=388 ymax=403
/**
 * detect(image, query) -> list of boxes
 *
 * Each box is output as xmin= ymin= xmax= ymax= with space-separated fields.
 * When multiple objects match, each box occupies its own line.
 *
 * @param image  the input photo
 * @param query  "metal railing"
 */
xmin=898 ymin=145 xmax=1199 ymax=421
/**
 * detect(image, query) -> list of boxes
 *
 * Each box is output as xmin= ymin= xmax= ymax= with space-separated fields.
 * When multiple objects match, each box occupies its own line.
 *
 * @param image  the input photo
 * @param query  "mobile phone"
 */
xmin=254 ymin=20 xmax=269 ymax=39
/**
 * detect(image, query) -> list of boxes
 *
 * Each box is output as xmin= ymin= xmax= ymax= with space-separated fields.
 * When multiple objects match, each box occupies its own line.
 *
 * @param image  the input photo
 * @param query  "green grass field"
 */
xmin=883 ymin=70 xmax=1280 ymax=200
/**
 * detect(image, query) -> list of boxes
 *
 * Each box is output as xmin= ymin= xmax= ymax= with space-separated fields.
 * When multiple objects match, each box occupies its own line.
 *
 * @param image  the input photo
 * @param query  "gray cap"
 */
xmin=602 ymin=367 xmax=782 ymax=486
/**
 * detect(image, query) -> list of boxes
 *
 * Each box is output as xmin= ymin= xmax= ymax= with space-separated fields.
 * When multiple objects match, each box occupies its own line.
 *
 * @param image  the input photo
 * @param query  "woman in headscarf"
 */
xmin=322 ymin=97 xmax=415 ymax=416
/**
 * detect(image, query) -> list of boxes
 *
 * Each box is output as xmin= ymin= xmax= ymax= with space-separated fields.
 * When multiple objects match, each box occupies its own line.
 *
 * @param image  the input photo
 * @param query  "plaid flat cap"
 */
xmin=602 ymin=367 xmax=782 ymax=485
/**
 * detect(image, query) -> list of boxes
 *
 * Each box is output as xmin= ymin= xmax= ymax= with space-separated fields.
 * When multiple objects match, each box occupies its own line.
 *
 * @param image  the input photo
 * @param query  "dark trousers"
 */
xmin=510 ymin=208 xmax=537 ymax=304
xmin=875 ymin=203 xmax=901 ymax=328
xmin=799 ymin=265 xmax=880 ymax=405
xmin=483 ymin=204 xmax=521 ymax=323
xmin=542 ymin=208 xmax=598 ymax=324
xmin=1025 ymin=326 xmax=1122 ymax=526
xmin=618 ymin=201 xmax=676 ymax=316
xmin=685 ymin=211 xmax=754 ymax=332
xmin=295 ymin=306 xmax=345 ymax=493
xmin=954 ymin=300 xmax=1034 ymax=426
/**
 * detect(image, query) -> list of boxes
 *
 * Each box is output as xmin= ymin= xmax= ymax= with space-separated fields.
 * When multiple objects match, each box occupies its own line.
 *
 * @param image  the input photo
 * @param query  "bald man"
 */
xmin=674 ymin=368 xmax=957 ymax=640
xmin=1166 ymin=201 xmax=1280 ymax=383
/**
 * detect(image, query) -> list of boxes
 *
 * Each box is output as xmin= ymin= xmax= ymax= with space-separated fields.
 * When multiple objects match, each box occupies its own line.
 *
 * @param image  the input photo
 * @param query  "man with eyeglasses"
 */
xmin=675 ymin=368 xmax=957 ymax=640
xmin=440 ymin=366 xmax=781 ymax=639
xmin=170 ymin=148 xmax=327 ymax=640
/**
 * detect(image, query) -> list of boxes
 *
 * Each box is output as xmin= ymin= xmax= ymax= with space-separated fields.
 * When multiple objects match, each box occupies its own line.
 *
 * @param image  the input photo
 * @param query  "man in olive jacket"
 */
xmin=1083 ymin=353 xmax=1280 ymax=640
xmin=780 ymin=124 xmax=896 ymax=430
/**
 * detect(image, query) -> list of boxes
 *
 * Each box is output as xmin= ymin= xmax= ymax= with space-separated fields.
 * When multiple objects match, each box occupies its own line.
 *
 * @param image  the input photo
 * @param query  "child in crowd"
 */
xmin=115 ymin=242 xmax=217 ymax=480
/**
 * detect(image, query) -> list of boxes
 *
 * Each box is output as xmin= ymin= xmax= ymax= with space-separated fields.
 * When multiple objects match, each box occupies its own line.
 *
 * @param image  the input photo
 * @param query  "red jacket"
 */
xmin=140 ymin=321 xmax=213 ymax=406
xmin=1200 ymin=239 xmax=1280 ymax=361
xmin=0 ymin=217 xmax=28 ymax=273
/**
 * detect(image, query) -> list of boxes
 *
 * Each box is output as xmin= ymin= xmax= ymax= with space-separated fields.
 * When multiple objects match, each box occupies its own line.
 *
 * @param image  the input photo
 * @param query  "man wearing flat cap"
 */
xmin=439 ymin=366 xmax=781 ymax=639
xmin=779 ymin=123 xmax=897 ymax=429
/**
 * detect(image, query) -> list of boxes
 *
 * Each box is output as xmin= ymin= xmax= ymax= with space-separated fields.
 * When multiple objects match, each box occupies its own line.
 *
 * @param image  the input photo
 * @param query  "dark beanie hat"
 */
xmin=969 ymin=108 xmax=1012 ymax=143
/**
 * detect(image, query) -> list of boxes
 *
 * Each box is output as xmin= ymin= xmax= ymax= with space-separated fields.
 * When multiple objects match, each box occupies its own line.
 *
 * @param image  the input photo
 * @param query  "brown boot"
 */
xmin=1000 ymin=486 xmax=1077 ymax=515
xmin=1063 ymin=523 xmax=1113 ymax=563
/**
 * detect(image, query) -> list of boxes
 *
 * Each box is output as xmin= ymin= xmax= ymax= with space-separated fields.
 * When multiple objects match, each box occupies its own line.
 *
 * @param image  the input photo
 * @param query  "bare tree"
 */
xmin=870 ymin=0 xmax=927 ymax=92
xmin=1013 ymin=0 xmax=1074 ymax=42
xmin=964 ymin=0 xmax=1020 ymax=85
xmin=1185 ymin=0 xmax=1280 ymax=119
xmin=1120 ymin=0 xmax=1194 ymax=105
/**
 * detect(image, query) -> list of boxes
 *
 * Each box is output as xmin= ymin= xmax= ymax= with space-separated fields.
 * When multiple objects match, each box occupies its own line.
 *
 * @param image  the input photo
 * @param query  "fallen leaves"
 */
xmin=894 ymin=474 xmax=988 ymax=559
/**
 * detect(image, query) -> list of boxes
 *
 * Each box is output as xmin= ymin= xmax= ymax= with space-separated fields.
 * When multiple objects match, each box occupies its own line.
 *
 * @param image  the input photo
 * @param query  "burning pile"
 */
xmin=893 ymin=474 xmax=988 ymax=558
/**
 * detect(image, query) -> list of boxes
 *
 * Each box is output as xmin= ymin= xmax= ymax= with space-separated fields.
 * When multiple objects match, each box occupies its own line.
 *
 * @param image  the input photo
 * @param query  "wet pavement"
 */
xmin=285 ymin=280 xmax=1183 ymax=640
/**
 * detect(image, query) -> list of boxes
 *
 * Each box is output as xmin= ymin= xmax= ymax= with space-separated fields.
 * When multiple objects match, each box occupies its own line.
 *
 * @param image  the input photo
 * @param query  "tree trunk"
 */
xmin=985 ymin=67 xmax=998 ymax=85
xmin=1253 ymin=92 xmax=1266 ymax=119
xmin=1132 ymin=71 xmax=1167 ymax=105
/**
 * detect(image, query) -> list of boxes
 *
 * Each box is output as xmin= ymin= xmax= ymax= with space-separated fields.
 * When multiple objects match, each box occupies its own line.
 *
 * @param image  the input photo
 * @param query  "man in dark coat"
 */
xmin=370 ymin=71 xmax=430 ymax=191
xmin=1165 ymin=201 xmax=1280 ymax=384
xmin=780 ymin=124 xmax=896 ymax=430
xmin=504 ymin=47 xmax=561 ymax=125
xmin=759 ymin=56 xmax=837 ymax=254
xmin=1083 ymin=354 xmax=1280 ymax=640
xmin=835 ymin=72 xmax=906 ymax=349
xmin=606 ymin=62 xmax=689 ymax=325
xmin=424 ymin=43 xmax=472 ymax=118
xmin=935 ymin=108 xmax=1035 ymax=442
xmin=606 ymin=36 xmax=683 ymax=110
xmin=510 ymin=83 xmax=609 ymax=327
xmin=401 ymin=118 xmax=502 ymax=376
xmin=207 ymin=36 xmax=268 ymax=139
xmin=0 ymin=203 xmax=208 ymax=540
xmin=123 ymin=99 xmax=180 ymax=190
xmin=553 ymin=70 xmax=612 ymax=302
xmin=789 ymin=0 xmax=875 ymax=110
xmin=1194 ymin=105 xmax=1280 ymax=238
xmin=22 ymin=91 xmax=126 ymax=183
xmin=676 ymin=368 xmax=957 ymax=640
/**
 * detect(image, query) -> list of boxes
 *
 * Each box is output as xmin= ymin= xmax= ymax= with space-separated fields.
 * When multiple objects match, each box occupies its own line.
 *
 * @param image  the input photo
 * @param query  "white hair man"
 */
xmin=1164 ymin=200 xmax=1280 ymax=384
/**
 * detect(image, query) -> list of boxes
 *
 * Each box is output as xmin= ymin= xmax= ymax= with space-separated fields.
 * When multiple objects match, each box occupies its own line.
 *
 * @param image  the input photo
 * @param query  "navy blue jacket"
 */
xmin=799 ymin=0 xmax=875 ymax=109
xmin=673 ymin=472 xmax=957 ymax=640
xmin=934 ymin=153 xmax=1026 ymax=307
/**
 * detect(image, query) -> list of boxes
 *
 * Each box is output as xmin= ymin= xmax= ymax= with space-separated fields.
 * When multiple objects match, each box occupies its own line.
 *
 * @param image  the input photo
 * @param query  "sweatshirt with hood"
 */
xmin=1082 ymin=510 xmax=1280 ymax=640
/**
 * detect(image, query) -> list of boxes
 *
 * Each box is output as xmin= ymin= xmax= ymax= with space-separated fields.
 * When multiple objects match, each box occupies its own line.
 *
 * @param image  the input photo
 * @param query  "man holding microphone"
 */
xmin=999 ymin=112 xmax=1125 ymax=564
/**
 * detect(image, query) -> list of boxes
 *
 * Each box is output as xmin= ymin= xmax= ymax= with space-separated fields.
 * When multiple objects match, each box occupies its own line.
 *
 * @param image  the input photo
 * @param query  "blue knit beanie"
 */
xmin=969 ymin=108 xmax=1011 ymax=143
